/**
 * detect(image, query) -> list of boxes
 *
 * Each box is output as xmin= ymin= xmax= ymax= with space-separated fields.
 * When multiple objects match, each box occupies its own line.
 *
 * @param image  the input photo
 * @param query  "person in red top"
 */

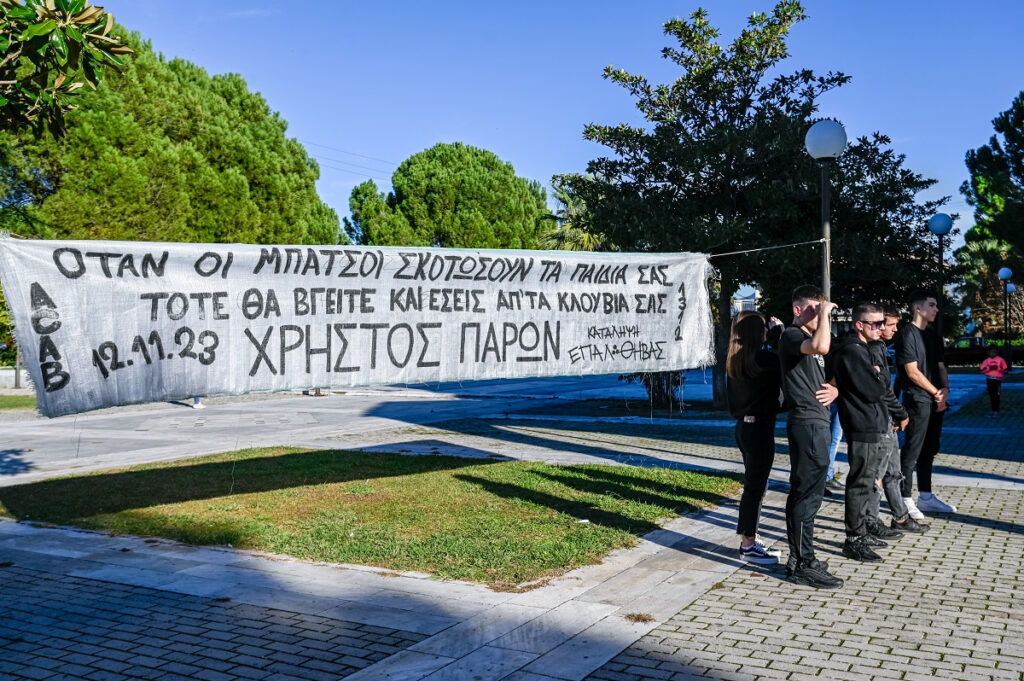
xmin=980 ymin=347 xmax=1009 ymax=417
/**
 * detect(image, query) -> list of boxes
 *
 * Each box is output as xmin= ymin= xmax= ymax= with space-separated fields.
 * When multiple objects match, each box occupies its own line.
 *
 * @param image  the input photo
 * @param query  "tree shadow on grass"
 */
xmin=453 ymin=474 xmax=667 ymax=536
xmin=531 ymin=468 xmax=735 ymax=515
xmin=453 ymin=464 xmax=745 ymax=559
xmin=0 ymin=449 xmax=492 ymax=525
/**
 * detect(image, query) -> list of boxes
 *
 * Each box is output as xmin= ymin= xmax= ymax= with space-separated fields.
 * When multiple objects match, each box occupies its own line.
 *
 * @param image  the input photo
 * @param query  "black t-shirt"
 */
xmin=779 ymin=326 xmax=830 ymax=425
xmin=895 ymin=324 xmax=945 ymax=396
xmin=726 ymin=349 xmax=782 ymax=419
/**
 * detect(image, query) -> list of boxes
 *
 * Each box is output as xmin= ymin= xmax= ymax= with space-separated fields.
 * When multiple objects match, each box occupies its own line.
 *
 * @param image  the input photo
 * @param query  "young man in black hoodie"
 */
xmin=779 ymin=285 xmax=842 ymax=588
xmin=831 ymin=303 xmax=889 ymax=562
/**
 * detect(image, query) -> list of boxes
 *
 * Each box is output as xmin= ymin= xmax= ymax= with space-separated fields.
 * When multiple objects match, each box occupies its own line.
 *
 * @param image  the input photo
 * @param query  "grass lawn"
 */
xmin=0 ymin=394 xmax=36 ymax=410
xmin=0 ymin=448 xmax=740 ymax=590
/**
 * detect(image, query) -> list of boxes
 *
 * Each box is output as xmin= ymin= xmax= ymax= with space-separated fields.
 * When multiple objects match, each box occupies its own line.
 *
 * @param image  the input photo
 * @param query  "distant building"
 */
xmin=731 ymin=287 xmax=759 ymax=316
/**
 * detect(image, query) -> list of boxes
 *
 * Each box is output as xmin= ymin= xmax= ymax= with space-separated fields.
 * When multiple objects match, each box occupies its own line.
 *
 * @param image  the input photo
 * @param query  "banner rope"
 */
xmin=707 ymin=238 xmax=826 ymax=259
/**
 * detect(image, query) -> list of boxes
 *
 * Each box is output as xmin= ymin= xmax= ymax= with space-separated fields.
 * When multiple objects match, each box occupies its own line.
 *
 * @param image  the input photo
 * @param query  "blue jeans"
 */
xmin=827 ymin=402 xmax=843 ymax=480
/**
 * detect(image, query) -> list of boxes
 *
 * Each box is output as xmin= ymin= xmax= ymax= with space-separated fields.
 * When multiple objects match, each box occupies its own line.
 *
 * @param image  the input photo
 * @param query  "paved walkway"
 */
xmin=0 ymin=380 xmax=1020 ymax=681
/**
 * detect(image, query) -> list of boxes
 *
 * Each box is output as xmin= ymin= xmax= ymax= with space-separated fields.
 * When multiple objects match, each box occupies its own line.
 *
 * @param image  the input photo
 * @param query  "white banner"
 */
xmin=0 ymin=238 xmax=713 ymax=417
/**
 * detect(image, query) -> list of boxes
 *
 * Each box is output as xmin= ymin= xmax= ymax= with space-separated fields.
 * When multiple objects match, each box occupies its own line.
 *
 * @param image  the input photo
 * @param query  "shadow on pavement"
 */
xmin=364 ymin=400 xmax=791 ymax=469
xmin=0 ymin=449 xmax=33 ymax=476
xmin=941 ymin=511 xmax=1023 ymax=537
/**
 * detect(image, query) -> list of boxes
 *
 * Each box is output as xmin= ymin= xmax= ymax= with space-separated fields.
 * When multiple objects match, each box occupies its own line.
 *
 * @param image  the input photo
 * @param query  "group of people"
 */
xmin=726 ymin=286 xmax=954 ymax=589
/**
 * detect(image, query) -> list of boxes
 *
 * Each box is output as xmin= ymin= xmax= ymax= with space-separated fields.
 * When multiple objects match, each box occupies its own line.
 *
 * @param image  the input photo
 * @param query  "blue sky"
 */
xmin=101 ymin=1 xmax=1024 ymax=245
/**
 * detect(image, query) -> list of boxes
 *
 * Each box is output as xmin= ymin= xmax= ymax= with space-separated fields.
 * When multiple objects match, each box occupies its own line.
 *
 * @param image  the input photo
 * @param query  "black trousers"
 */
xmin=734 ymin=415 xmax=777 ymax=538
xmin=900 ymin=392 xmax=945 ymax=496
xmin=987 ymin=378 xmax=1001 ymax=413
xmin=845 ymin=438 xmax=885 ymax=537
xmin=785 ymin=422 xmax=830 ymax=566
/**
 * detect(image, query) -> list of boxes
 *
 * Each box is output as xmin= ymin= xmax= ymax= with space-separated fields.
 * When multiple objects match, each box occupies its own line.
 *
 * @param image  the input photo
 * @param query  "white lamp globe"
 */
xmin=998 ymin=267 xmax=1013 ymax=280
xmin=1009 ymin=283 xmax=1018 ymax=294
xmin=928 ymin=213 xmax=953 ymax=235
xmin=805 ymin=120 xmax=847 ymax=159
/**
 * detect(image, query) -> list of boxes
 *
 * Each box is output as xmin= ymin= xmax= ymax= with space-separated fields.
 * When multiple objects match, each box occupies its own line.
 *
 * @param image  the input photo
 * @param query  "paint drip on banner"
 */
xmin=0 ymin=238 xmax=714 ymax=417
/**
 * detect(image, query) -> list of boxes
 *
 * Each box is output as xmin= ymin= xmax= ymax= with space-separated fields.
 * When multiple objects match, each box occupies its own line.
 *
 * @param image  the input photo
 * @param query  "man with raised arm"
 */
xmin=896 ymin=290 xmax=954 ymax=517
xmin=779 ymin=285 xmax=843 ymax=588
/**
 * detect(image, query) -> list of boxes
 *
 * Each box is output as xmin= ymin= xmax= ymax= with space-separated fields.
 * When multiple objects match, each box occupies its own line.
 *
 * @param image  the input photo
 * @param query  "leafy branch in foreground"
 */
xmin=1 ymin=0 xmax=132 ymax=136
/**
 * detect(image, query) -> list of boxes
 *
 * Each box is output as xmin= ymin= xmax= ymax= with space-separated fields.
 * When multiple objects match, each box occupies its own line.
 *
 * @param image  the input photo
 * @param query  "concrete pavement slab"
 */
xmin=340 ymin=650 xmax=455 ymax=681
xmin=419 ymin=646 xmax=539 ymax=681
xmin=492 ymin=601 xmax=621 ymax=654
xmin=523 ymin=616 xmax=664 ymax=680
xmin=409 ymin=604 xmax=548 ymax=657
xmin=317 ymin=601 xmax=461 ymax=636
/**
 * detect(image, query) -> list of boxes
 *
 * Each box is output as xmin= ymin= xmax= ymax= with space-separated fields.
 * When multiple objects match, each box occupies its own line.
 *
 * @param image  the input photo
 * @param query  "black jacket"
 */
xmin=726 ymin=349 xmax=782 ymax=419
xmin=867 ymin=339 xmax=908 ymax=423
xmin=830 ymin=332 xmax=888 ymax=442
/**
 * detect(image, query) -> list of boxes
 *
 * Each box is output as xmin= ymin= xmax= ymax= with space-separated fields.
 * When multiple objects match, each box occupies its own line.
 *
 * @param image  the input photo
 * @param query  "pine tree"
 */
xmin=0 ymin=28 xmax=341 ymax=245
xmin=346 ymin=142 xmax=547 ymax=249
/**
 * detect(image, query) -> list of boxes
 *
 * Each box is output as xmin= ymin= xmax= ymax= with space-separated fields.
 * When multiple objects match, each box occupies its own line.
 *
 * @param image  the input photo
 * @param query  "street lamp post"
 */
xmin=1007 ymin=283 xmax=1017 ymax=369
xmin=804 ymin=120 xmax=847 ymax=301
xmin=928 ymin=213 xmax=953 ymax=341
xmin=999 ymin=267 xmax=1013 ymax=368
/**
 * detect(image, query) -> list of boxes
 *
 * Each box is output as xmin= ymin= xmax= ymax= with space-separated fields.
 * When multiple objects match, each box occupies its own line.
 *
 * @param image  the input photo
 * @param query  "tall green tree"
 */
xmin=346 ymin=142 xmax=547 ymax=249
xmin=559 ymin=3 xmax=947 ymax=404
xmin=560 ymin=2 xmax=847 ymax=404
xmin=962 ymin=92 xmax=1024 ymax=256
xmin=0 ymin=28 xmax=341 ymax=245
xmin=755 ymin=132 xmax=948 ymax=319
xmin=1 ymin=0 xmax=133 ymax=137
xmin=954 ymin=229 xmax=1022 ymax=338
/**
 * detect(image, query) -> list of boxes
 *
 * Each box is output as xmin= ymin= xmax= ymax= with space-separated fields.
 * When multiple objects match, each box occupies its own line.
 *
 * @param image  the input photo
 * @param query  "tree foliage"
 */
xmin=0 ymin=23 xmax=341 ymax=363
xmin=954 ymin=230 xmax=1023 ymax=338
xmin=962 ymin=92 xmax=1024 ymax=256
xmin=541 ymin=178 xmax=611 ymax=252
xmin=558 ymin=2 xmax=947 ymax=404
xmin=755 ymin=132 xmax=948 ymax=318
xmin=346 ymin=142 xmax=548 ymax=249
xmin=0 ymin=27 xmax=340 ymax=244
xmin=1 ymin=0 xmax=133 ymax=137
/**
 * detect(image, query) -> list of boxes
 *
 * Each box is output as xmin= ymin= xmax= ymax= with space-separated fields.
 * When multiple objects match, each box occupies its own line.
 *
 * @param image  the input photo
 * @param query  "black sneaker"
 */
xmin=739 ymin=540 xmax=781 ymax=565
xmin=861 ymin=534 xmax=888 ymax=548
xmin=790 ymin=559 xmax=844 ymax=589
xmin=842 ymin=537 xmax=883 ymax=562
xmin=867 ymin=520 xmax=904 ymax=541
xmin=825 ymin=478 xmax=845 ymax=492
xmin=892 ymin=516 xmax=930 ymax=533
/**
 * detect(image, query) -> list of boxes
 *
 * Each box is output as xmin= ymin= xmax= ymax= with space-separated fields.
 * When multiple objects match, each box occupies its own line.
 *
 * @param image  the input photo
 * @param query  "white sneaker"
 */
xmin=903 ymin=497 xmax=925 ymax=520
xmin=917 ymin=494 xmax=956 ymax=514
xmin=192 ymin=402 xmax=205 ymax=409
